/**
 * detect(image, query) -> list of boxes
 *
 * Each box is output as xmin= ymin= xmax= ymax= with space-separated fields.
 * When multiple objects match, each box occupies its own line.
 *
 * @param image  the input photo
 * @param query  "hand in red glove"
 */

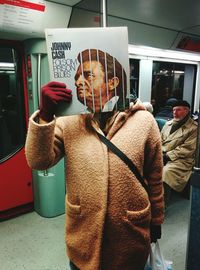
xmin=39 ymin=81 xmax=72 ymax=122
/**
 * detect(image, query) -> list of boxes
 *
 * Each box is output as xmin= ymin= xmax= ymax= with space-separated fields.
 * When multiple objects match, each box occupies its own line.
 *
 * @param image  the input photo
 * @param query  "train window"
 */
xmin=129 ymin=59 xmax=139 ymax=100
xmin=0 ymin=46 xmax=26 ymax=162
xmin=151 ymin=61 xmax=197 ymax=117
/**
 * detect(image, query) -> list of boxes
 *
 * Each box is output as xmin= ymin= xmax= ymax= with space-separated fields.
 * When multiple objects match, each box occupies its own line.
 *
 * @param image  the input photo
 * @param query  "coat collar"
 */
xmin=163 ymin=117 xmax=196 ymax=142
xmin=104 ymin=100 xmax=146 ymax=140
xmin=90 ymin=100 xmax=146 ymax=139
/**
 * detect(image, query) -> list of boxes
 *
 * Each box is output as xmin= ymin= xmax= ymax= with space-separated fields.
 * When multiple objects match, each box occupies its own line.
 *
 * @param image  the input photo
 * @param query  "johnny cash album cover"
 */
xmin=45 ymin=27 xmax=130 ymax=116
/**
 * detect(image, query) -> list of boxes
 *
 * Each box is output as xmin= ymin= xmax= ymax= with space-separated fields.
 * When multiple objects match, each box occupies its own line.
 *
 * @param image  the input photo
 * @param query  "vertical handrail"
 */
xmin=102 ymin=0 xmax=107 ymax=27
xmin=186 ymin=91 xmax=200 ymax=270
xmin=194 ymin=100 xmax=200 ymax=169
xmin=37 ymin=53 xmax=48 ymax=177
xmin=37 ymin=53 xmax=41 ymax=108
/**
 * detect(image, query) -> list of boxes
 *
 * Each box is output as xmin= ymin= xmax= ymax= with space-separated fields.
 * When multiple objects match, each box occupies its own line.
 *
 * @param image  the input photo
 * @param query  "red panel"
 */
xmin=0 ymin=40 xmax=33 ymax=218
xmin=177 ymin=36 xmax=200 ymax=53
xmin=0 ymin=148 xmax=33 ymax=211
xmin=2 ymin=0 xmax=45 ymax=12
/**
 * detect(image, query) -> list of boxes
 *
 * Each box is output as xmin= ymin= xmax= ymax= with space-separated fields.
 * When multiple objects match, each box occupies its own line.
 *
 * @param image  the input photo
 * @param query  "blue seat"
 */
xmin=155 ymin=118 xmax=167 ymax=131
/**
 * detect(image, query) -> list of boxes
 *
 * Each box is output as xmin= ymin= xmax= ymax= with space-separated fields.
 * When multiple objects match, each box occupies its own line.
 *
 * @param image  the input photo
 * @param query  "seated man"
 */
xmin=161 ymin=100 xmax=197 ymax=207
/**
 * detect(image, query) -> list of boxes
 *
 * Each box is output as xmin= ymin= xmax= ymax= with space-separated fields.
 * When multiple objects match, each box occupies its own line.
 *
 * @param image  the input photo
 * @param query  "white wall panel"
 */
xmin=138 ymin=59 xmax=153 ymax=102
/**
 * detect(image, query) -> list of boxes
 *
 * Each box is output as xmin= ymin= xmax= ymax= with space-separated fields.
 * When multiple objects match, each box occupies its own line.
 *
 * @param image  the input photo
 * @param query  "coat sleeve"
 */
xmin=144 ymin=120 xmax=164 ymax=225
xmin=167 ymin=127 xmax=197 ymax=161
xmin=25 ymin=111 xmax=65 ymax=170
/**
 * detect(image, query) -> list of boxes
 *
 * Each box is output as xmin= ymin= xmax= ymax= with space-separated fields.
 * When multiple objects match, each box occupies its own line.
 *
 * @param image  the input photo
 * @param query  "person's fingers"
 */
xmin=45 ymin=81 xmax=66 ymax=88
xmin=55 ymin=92 xmax=72 ymax=100
xmin=52 ymin=88 xmax=72 ymax=94
xmin=43 ymin=87 xmax=72 ymax=95
xmin=51 ymin=91 xmax=72 ymax=102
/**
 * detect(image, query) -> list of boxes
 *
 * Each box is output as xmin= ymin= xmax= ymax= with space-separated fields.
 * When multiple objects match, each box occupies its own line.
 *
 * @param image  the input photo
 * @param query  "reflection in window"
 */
xmin=0 ymin=47 xmax=26 ymax=162
xmin=129 ymin=59 xmax=139 ymax=100
xmin=151 ymin=61 xmax=196 ymax=118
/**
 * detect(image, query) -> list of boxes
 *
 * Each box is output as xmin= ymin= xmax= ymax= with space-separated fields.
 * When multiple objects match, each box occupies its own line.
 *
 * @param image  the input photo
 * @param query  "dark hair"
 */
xmin=77 ymin=49 xmax=127 ymax=106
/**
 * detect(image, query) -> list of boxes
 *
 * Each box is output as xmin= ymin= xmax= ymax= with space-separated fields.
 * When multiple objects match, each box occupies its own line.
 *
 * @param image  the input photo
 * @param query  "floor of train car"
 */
xmin=0 ymin=192 xmax=190 ymax=270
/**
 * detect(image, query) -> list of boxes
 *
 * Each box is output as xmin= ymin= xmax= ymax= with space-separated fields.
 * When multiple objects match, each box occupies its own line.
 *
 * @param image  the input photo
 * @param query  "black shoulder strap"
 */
xmin=96 ymin=131 xmax=149 ymax=194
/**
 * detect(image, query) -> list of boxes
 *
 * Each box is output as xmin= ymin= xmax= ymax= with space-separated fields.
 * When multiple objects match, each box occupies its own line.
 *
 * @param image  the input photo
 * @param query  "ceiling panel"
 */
xmin=74 ymin=0 xmax=100 ymax=10
xmin=2 ymin=0 xmax=199 ymax=49
xmin=46 ymin=0 xmax=82 ymax=6
xmin=107 ymin=0 xmax=200 ymax=33
xmin=68 ymin=0 xmax=200 ymax=50
xmin=69 ymin=0 xmax=200 ymax=36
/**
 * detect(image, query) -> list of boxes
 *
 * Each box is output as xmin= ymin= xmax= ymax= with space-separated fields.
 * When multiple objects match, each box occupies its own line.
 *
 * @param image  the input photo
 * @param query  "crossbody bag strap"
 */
xmin=96 ymin=131 xmax=149 ymax=194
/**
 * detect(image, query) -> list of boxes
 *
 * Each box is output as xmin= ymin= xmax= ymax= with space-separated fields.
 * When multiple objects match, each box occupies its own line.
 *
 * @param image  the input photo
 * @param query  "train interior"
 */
xmin=1 ymin=0 xmax=200 ymax=269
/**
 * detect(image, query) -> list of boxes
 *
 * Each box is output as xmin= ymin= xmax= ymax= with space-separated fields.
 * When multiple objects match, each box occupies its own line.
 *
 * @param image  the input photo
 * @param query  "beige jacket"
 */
xmin=161 ymin=117 xmax=197 ymax=192
xmin=25 ymin=101 xmax=164 ymax=270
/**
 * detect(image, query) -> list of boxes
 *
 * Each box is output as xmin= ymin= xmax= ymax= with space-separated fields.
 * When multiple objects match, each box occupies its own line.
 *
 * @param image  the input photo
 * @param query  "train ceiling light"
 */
xmin=128 ymin=44 xmax=200 ymax=63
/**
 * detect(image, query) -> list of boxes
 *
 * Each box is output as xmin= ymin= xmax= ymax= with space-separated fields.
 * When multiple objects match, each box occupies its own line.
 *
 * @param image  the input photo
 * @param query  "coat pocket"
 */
xmin=66 ymin=196 xmax=81 ymax=217
xmin=123 ymin=202 xmax=151 ymax=245
xmin=126 ymin=202 xmax=151 ymax=225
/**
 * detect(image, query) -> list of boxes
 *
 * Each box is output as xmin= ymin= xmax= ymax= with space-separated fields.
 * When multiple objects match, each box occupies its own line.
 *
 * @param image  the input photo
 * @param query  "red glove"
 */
xmin=39 ymin=81 xmax=72 ymax=122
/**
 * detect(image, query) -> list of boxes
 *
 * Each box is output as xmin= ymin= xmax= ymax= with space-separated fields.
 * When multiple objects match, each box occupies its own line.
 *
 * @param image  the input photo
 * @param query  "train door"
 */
xmin=0 ymin=40 xmax=33 ymax=220
xmin=24 ymin=39 xmax=65 ymax=218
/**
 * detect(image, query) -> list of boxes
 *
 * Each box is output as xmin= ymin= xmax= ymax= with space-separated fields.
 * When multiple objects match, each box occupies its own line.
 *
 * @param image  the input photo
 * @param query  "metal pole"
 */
xmin=102 ymin=0 xmax=107 ymax=27
xmin=37 ymin=53 xmax=41 ymax=108
xmin=194 ymin=102 xmax=200 ymax=168
xmin=37 ymin=53 xmax=48 ymax=177
xmin=186 ymin=99 xmax=200 ymax=270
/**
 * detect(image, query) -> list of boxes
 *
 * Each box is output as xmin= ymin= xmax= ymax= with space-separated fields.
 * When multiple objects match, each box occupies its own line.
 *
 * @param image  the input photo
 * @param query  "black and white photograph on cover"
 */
xmin=45 ymin=27 xmax=130 ymax=116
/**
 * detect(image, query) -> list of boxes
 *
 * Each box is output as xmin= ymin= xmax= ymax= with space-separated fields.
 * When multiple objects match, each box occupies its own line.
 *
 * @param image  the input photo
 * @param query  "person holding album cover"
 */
xmin=25 ymin=48 xmax=164 ymax=270
xmin=75 ymin=49 xmax=128 ymax=113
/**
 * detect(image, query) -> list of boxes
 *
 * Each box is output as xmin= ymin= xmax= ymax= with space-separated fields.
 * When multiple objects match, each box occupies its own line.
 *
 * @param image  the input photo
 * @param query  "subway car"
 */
xmin=1 ymin=1 xmax=200 ymax=270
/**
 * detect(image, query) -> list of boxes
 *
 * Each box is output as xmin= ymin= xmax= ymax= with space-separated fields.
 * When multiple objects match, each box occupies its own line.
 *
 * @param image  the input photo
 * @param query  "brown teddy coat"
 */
xmin=25 ymin=101 xmax=164 ymax=270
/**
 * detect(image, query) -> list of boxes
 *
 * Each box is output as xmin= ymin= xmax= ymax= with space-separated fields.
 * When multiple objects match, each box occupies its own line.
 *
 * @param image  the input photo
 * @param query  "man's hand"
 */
xmin=39 ymin=81 xmax=72 ymax=122
xmin=163 ymin=152 xmax=171 ymax=165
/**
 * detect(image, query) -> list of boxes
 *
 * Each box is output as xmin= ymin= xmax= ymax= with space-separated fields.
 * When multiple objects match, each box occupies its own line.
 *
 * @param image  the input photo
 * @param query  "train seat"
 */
xmin=155 ymin=118 xmax=167 ymax=131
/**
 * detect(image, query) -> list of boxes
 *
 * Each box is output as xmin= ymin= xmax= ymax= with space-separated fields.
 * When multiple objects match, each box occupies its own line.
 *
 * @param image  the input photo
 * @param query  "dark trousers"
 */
xmin=69 ymin=261 xmax=79 ymax=270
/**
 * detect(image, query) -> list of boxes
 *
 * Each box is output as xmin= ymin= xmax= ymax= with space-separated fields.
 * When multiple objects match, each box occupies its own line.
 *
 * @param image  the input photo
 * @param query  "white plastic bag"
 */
xmin=144 ymin=241 xmax=172 ymax=270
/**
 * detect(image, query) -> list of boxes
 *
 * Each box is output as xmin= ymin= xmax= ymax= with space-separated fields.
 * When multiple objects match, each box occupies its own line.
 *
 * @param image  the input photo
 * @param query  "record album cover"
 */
xmin=45 ymin=27 xmax=130 ymax=116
